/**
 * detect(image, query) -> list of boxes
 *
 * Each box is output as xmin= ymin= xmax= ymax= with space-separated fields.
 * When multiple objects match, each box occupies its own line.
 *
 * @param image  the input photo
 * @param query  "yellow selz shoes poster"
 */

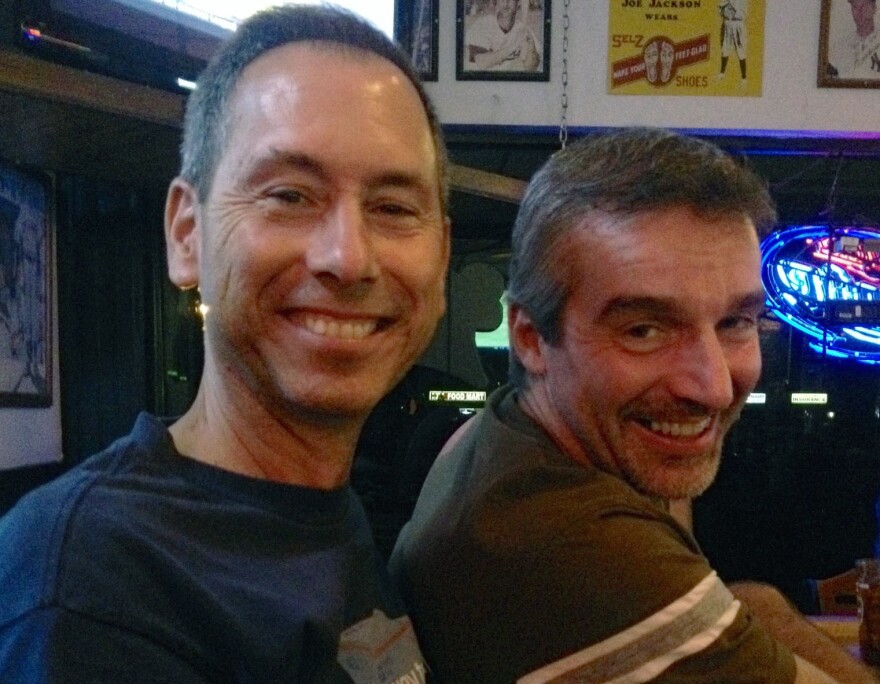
xmin=608 ymin=0 xmax=765 ymax=96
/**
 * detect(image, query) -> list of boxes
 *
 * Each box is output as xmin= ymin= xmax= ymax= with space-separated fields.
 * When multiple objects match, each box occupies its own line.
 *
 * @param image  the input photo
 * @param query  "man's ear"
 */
xmin=165 ymin=177 xmax=201 ymax=289
xmin=509 ymin=303 xmax=547 ymax=376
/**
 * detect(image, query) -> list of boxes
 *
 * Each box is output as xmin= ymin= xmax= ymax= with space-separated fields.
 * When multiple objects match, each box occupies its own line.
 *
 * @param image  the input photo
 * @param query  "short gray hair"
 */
xmin=506 ymin=127 xmax=776 ymax=388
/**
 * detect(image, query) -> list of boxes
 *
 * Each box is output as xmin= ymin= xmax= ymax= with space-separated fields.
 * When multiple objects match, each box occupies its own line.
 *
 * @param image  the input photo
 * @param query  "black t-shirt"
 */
xmin=0 ymin=413 xmax=425 ymax=683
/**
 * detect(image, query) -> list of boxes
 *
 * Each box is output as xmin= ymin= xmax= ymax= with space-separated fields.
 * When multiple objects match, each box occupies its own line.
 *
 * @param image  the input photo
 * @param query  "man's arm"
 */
xmin=470 ymin=41 xmax=520 ymax=70
xmin=730 ymin=582 xmax=879 ymax=683
xmin=794 ymin=656 xmax=844 ymax=683
xmin=1 ymin=607 xmax=212 ymax=683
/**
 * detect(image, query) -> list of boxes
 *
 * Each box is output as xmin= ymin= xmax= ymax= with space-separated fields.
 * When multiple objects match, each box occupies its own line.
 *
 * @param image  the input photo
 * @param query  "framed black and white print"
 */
xmin=396 ymin=0 xmax=440 ymax=81
xmin=0 ymin=160 xmax=52 ymax=408
xmin=818 ymin=0 xmax=880 ymax=88
xmin=456 ymin=0 xmax=550 ymax=81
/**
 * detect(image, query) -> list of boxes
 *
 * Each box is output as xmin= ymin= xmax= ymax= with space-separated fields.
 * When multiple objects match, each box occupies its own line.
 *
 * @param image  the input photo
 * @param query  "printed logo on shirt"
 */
xmin=338 ymin=610 xmax=427 ymax=684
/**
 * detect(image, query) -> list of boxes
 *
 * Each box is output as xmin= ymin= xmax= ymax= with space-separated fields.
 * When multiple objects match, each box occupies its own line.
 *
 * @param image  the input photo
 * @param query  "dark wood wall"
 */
xmin=55 ymin=177 xmax=164 ymax=460
xmin=0 ymin=173 xmax=176 ymax=511
xmin=0 ymin=37 xmax=195 ymax=510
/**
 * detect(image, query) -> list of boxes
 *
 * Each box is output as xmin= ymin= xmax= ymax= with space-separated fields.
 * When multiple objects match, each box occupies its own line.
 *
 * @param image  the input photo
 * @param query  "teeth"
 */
xmin=304 ymin=315 xmax=377 ymax=340
xmin=648 ymin=417 xmax=711 ymax=437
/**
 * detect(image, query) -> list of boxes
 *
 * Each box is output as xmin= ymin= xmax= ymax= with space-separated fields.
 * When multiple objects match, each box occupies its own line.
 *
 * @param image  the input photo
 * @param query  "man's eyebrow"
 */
xmin=247 ymin=150 xmax=328 ymax=183
xmin=731 ymin=291 xmax=769 ymax=313
xmin=597 ymin=296 xmax=683 ymax=322
xmin=596 ymin=291 xmax=768 ymax=322
xmin=366 ymin=171 xmax=432 ymax=194
xmin=244 ymin=150 xmax=431 ymax=194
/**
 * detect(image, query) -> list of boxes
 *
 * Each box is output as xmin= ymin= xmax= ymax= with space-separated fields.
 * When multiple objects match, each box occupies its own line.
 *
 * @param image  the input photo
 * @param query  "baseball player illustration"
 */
xmin=716 ymin=0 xmax=748 ymax=85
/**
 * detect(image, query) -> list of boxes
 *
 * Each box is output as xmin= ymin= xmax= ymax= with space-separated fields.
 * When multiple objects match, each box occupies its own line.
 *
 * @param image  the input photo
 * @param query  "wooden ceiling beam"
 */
xmin=0 ymin=50 xmax=528 ymax=203
xmin=0 ymin=49 xmax=185 ymax=128
xmin=449 ymin=163 xmax=526 ymax=204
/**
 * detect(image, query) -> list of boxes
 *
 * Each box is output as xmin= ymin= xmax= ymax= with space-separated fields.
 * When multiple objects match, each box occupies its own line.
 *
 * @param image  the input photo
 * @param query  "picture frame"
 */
xmin=0 ymin=160 xmax=52 ymax=408
xmin=818 ymin=0 xmax=880 ymax=88
xmin=456 ymin=0 xmax=551 ymax=81
xmin=395 ymin=0 xmax=440 ymax=82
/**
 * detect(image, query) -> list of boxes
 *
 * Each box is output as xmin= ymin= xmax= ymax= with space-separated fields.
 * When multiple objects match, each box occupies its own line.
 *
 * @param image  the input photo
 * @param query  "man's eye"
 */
xmin=619 ymin=323 xmax=668 ymax=352
xmin=720 ymin=316 xmax=758 ymax=334
xmin=375 ymin=202 xmax=416 ymax=217
xmin=626 ymin=324 xmax=661 ymax=340
xmin=269 ymin=189 xmax=305 ymax=204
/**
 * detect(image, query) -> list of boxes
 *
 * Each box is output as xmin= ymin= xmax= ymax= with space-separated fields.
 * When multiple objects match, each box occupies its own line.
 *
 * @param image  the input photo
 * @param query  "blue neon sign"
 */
xmin=761 ymin=225 xmax=880 ymax=364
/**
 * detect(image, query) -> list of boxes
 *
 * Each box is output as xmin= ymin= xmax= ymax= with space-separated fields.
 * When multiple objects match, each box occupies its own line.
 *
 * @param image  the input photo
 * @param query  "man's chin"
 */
xmin=629 ymin=454 xmax=721 ymax=500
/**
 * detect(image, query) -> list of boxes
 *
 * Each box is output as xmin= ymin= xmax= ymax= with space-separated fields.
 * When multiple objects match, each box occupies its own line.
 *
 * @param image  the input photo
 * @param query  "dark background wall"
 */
xmin=695 ymin=326 xmax=880 ymax=611
xmin=0 ymin=172 xmax=202 ymax=511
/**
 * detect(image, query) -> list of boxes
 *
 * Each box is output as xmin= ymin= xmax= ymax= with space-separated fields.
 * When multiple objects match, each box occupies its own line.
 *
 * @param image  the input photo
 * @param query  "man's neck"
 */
xmin=516 ymin=384 xmax=593 ymax=469
xmin=168 ymin=379 xmax=364 ymax=490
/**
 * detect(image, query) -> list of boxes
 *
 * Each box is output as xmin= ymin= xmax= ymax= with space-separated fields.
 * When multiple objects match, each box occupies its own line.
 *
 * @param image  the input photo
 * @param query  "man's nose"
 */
xmin=306 ymin=199 xmax=378 ymax=284
xmin=667 ymin=332 xmax=736 ymax=410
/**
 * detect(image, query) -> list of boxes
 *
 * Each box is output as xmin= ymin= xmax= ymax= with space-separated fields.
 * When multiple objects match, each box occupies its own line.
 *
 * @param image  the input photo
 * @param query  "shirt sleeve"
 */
xmin=0 ymin=607 xmax=213 ymax=684
xmin=513 ymin=497 xmax=797 ymax=683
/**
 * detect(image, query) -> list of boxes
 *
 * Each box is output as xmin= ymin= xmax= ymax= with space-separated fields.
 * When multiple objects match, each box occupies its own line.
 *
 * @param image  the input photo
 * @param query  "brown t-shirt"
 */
xmin=390 ymin=385 xmax=796 ymax=683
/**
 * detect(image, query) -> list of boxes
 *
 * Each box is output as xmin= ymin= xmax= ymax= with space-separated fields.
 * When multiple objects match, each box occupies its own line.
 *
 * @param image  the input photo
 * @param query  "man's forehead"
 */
xmin=235 ymin=41 xmax=405 ymax=91
xmin=571 ymin=206 xmax=759 ymax=240
xmin=560 ymin=207 xmax=761 ymax=284
xmin=225 ymin=42 xmax=430 ymax=141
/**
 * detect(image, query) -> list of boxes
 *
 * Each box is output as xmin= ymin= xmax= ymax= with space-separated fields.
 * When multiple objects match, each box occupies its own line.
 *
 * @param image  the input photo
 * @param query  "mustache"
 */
xmin=625 ymin=400 xmax=714 ymax=422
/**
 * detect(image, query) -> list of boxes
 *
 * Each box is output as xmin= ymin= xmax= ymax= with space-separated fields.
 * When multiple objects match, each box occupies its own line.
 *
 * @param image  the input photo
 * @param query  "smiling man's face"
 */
xmin=520 ymin=206 xmax=763 ymax=499
xmin=179 ymin=44 xmax=449 ymax=422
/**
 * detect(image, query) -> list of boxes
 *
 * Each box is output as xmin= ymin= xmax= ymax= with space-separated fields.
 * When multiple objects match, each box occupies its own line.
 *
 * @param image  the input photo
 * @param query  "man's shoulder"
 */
xmin=0 ymin=462 xmax=107 ymax=626
xmin=0 ymin=413 xmax=176 ymax=624
xmin=393 ymin=386 xmax=662 ymax=563
xmin=1 ymin=412 xmax=173 ymax=523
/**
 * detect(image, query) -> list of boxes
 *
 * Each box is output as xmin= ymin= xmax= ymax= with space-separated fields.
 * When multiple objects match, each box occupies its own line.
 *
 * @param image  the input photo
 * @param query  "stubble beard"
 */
xmin=623 ymin=402 xmax=745 ymax=500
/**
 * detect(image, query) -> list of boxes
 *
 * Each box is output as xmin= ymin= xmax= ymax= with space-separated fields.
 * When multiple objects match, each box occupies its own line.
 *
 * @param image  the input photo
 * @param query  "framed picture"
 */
xmin=818 ymin=0 xmax=880 ymax=88
xmin=395 ymin=0 xmax=440 ymax=81
xmin=0 ymin=160 xmax=52 ymax=408
xmin=456 ymin=0 xmax=551 ymax=81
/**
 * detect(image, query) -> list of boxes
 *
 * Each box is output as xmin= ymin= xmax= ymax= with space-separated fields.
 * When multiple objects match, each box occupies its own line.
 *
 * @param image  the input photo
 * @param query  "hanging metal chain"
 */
xmin=559 ymin=0 xmax=570 ymax=149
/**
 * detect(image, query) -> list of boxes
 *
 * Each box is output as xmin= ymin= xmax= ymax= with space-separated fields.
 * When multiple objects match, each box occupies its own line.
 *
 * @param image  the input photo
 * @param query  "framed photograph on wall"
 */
xmin=0 ymin=160 xmax=52 ymax=408
xmin=818 ymin=0 xmax=880 ymax=88
xmin=456 ymin=0 xmax=551 ymax=81
xmin=395 ymin=0 xmax=440 ymax=81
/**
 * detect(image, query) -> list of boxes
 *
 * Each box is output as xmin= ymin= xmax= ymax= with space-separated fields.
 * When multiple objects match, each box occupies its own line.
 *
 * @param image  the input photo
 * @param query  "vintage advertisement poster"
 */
xmin=608 ymin=1 xmax=765 ymax=96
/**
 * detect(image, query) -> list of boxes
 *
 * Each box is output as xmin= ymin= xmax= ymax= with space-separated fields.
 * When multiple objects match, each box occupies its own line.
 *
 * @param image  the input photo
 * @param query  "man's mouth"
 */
xmin=639 ymin=416 xmax=712 ymax=438
xmin=303 ymin=314 xmax=379 ymax=340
